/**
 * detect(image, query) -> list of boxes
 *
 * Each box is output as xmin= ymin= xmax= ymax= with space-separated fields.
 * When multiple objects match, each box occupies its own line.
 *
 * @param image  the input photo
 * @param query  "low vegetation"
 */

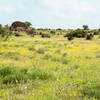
xmin=0 ymin=22 xmax=100 ymax=100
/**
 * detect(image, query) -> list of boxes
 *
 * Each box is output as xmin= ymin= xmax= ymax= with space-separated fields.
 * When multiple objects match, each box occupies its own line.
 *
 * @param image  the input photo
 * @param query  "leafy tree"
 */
xmin=83 ymin=25 xmax=89 ymax=30
xmin=24 ymin=21 xmax=32 ymax=27
xmin=56 ymin=28 xmax=62 ymax=30
xmin=11 ymin=21 xmax=27 ymax=29
xmin=0 ymin=24 xmax=2 ymax=29
xmin=0 ymin=24 xmax=12 ymax=41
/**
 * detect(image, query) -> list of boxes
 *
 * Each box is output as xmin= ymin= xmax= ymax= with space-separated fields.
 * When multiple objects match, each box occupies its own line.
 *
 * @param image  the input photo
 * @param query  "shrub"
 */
xmin=64 ymin=34 xmax=67 ymax=37
xmin=67 ymin=36 xmax=74 ymax=41
xmin=0 ymin=25 xmax=12 ymax=40
xmin=86 ymin=34 xmax=93 ymax=40
xmin=94 ymin=31 xmax=99 ymax=35
xmin=3 ymin=72 xmax=29 ymax=84
xmin=36 ymin=47 xmax=45 ymax=54
xmin=39 ymin=32 xmax=42 ymax=35
xmin=26 ymin=29 xmax=36 ymax=36
xmin=66 ymin=29 xmax=87 ymax=38
xmin=50 ymin=31 xmax=56 ymax=34
xmin=41 ymin=34 xmax=50 ymax=38
xmin=0 ymin=66 xmax=29 ymax=84
xmin=0 ymin=66 xmax=15 ymax=77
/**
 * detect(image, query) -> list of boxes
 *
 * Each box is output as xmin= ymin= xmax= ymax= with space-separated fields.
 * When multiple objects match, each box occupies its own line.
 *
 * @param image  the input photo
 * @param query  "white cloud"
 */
xmin=39 ymin=0 xmax=97 ymax=18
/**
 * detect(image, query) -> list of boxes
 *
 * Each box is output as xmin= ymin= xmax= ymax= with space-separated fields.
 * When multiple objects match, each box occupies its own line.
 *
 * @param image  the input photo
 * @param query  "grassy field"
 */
xmin=0 ymin=34 xmax=100 ymax=100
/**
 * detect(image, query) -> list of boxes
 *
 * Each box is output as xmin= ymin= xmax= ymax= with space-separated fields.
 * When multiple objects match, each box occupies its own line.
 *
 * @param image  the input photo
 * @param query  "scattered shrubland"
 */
xmin=0 ymin=22 xmax=100 ymax=100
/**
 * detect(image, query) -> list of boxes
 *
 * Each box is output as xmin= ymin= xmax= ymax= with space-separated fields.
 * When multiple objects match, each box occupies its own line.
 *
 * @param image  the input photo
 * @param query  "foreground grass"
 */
xmin=0 ymin=35 xmax=100 ymax=100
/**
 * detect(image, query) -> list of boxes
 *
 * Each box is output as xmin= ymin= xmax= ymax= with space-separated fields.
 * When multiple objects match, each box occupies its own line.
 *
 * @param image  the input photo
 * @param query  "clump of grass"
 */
xmin=28 ymin=47 xmax=35 ymax=51
xmin=51 ymin=56 xmax=68 ymax=64
xmin=51 ymin=57 xmax=60 ymax=62
xmin=0 ymin=66 xmax=29 ymax=84
xmin=0 ymin=52 xmax=3 ymax=55
xmin=14 ymin=87 xmax=23 ymax=94
xmin=36 ymin=46 xmax=45 ymax=54
xmin=43 ymin=53 xmax=52 ymax=60
xmin=55 ymin=82 xmax=81 ymax=100
xmin=81 ymin=84 xmax=100 ymax=99
xmin=0 ymin=52 xmax=19 ymax=59
xmin=55 ymin=49 xmax=61 ymax=54
xmin=95 ymin=55 xmax=100 ymax=58
xmin=5 ymin=52 xmax=19 ymax=57
xmin=0 ymin=66 xmax=15 ymax=77
xmin=0 ymin=65 xmax=56 ymax=84
xmin=30 ymin=68 xmax=56 ymax=80
xmin=60 ymin=57 xmax=68 ymax=64
xmin=62 ymin=52 xmax=67 ymax=57
xmin=14 ymin=56 xmax=19 ymax=61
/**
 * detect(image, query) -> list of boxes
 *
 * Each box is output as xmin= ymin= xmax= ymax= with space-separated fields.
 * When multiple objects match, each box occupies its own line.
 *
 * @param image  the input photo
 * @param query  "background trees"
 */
xmin=66 ymin=28 xmax=87 ymax=38
xmin=83 ymin=25 xmax=89 ymax=30
xmin=24 ymin=21 xmax=32 ymax=27
xmin=0 ymin=24 xmax=12 ymax=40
xmin=10 ymin=21 xmax=32 ymax=31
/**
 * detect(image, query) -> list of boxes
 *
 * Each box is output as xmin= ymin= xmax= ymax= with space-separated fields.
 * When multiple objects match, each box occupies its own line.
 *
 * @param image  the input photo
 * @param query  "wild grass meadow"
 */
xmin=0 ymin=30 xmax=100 ymax=100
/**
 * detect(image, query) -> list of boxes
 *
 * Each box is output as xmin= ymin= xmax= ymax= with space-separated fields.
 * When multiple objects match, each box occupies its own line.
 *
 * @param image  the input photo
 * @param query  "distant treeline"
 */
xmin=0 ymin=21 xmax=100 ymax=41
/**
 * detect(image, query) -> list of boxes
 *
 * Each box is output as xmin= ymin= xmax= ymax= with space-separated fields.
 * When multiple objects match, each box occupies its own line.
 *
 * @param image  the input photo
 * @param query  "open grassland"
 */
xmin=0 ymin=35 xmax=100 ymax=100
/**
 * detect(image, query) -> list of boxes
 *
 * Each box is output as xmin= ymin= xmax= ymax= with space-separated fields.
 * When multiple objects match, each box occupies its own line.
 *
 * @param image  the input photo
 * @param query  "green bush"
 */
xmin=0 ymin=66 xmax=15 ymax=77
xmin=0 ymin=66 xmax=29 ymax=84
xmin=94 ymin=31 xmax=100 ymax=35
xmin=0 ymin=24 xmax=12 ymax=40
xmin=67 ymin=36 xmax=74 ymax=41
xmin=86 ymin=34 xmax=93 ymax=40
xmin=66 ymin=29 xmax=87 ymax=38
xmin=2 ymin=73 xmax=28 ymax=84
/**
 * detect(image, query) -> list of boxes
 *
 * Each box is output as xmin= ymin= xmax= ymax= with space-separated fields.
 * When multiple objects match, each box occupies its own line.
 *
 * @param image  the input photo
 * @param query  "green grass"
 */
xmin=0 ymin=34 xmax=100 ymax=100
xmin=0 ymin=65 xmax=56 ymax=84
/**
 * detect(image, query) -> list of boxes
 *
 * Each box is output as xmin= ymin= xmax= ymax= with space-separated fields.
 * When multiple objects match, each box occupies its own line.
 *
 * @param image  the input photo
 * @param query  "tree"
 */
xmin=11 ymin=21 xmax=28 ymax=29
xmin=0 ymin=24 xmax=12 ymax=41
xmin=83 ymin=25 xmax=89 ymax=30
xmin=5 ymin=24 xmax=9 ymax=29
xmin=0 ymin=24 xmax=2 ymax=29
xmin=24 ymin=21 xmax=32 ymax=27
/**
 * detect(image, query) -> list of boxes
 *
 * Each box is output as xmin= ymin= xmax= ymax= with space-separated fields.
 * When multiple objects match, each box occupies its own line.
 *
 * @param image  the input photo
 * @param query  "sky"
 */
xmin=0 ymin=0 xmax=100 ymax=29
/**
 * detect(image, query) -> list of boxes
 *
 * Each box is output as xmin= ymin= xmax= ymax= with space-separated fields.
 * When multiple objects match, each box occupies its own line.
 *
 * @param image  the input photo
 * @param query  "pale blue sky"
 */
xmin=0 ymin=0 xmax=100 ymax=29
